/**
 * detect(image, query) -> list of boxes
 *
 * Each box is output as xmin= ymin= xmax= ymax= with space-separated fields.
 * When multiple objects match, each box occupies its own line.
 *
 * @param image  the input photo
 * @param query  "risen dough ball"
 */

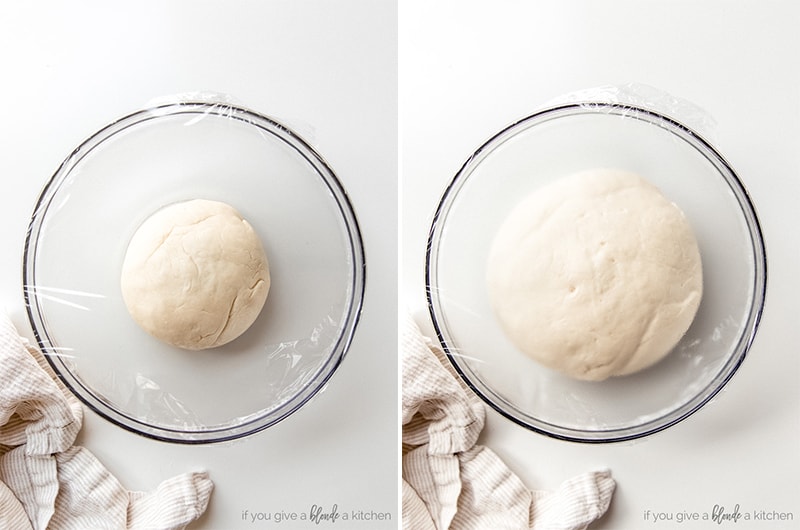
xmin=487 ymin=169 xmax=702 ymax=381
xmin=121 ymin=199 xmax=270 ymax=350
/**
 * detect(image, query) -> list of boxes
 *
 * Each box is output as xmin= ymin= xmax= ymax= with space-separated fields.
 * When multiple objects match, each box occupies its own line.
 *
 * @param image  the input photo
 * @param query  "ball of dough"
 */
xmin=487 ymin=169 xmax=702 ymax=381
xmin=121 ymin=199 xmax=270 ymax=350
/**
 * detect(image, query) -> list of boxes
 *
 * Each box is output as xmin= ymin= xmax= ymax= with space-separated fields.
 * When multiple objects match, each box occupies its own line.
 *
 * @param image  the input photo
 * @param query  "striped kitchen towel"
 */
xmin=402 ymin=315 xmax=615 ymax=530
xmin=0 ymin=313 xmax=213 ymax=530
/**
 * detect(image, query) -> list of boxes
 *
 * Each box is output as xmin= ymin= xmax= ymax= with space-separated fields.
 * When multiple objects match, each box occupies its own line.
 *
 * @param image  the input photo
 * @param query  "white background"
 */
xmin=0 ymin=2 xmax=397 ymax=529
xmin=400 ymin=1 xmax=800 ymax=529
xmin=2 ymin=1 xmax=799 ymax=529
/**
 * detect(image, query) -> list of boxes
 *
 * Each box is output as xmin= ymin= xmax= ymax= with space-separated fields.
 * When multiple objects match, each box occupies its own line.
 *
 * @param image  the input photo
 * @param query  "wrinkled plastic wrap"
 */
xmin=544 ymin=82 xmax=719 ymax=143
xmin=426 ymin=84 xmax=766 ymax=442
xmin=23 ymin=94 xmax=365 ymax=443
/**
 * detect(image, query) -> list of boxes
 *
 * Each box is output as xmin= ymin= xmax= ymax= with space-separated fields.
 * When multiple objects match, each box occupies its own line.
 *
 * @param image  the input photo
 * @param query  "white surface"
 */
xmin=401 ymin=1 xmax=800 ymax=529
xmin=1 ymin=2 xmax=397 ymax=529
xmin=3 ymin=2 xmax=800 ymax=529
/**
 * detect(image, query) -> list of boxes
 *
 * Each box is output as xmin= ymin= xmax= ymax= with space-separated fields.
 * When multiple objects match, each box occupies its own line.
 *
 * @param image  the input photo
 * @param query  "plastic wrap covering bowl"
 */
xmin=24 ymin=101 xmax=365 ymax=443
xmin=426 ymin=102 xmax=766 ymax=443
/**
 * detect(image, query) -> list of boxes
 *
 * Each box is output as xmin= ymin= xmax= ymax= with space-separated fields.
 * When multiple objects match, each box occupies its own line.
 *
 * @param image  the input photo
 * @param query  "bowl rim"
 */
xmin=23 ymin=101 xmax=366 ymax=444
xmin=425 ymin=101 xmax=767 ymax=443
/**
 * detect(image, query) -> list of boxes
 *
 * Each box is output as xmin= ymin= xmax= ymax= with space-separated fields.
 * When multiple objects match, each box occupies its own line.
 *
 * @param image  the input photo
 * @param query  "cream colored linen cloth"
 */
xmin=402 ymin=316 xmax=615 ymax=530
xmin=0 ymin=313 xmax=213 ymax=530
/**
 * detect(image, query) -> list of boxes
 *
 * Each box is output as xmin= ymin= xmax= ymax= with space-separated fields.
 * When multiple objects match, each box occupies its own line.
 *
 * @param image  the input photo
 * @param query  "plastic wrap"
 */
xmin=23 ymin=95 xmax=365 ymax=443
xmin=544 ymin=82 xmax=719 ymax=143
xmin=425 ymin=84 xmax=766 ymax=442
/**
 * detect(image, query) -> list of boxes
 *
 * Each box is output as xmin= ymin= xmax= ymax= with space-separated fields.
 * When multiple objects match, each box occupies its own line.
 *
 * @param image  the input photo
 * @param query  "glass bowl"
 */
xmin=426 ymin=103 xmax=766 ymax=443
xmin=24 ymin=101 xmax=365 ymax=444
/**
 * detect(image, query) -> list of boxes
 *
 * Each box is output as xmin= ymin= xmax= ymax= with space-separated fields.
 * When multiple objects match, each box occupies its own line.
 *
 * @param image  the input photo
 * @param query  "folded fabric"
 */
xmin=0 ymin=313 xmax=213 ymax=530
xmin=402 ymin=315 xmax=615 ymax=530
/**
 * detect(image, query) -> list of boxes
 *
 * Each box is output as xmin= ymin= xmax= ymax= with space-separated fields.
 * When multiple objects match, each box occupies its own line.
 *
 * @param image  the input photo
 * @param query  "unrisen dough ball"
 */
xmin=121 ymin=199 xmax=270 ymax=350
xmin=487 ymin=169 xmax=702 ymax=381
